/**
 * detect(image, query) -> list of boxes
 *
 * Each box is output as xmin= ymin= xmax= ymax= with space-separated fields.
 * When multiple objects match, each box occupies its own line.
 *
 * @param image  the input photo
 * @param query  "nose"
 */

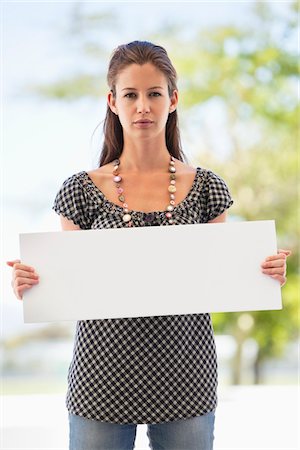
xmin=136 ymin=95 xmax=150 ymax=114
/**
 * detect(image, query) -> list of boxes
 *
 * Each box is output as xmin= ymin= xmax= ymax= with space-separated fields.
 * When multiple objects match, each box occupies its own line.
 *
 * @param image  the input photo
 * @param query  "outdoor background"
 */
xmin=1 ymin=1 xmax=299 ymax=449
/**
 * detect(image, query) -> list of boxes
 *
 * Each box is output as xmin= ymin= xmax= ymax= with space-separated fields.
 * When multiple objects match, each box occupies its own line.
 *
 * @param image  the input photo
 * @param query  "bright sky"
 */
xmin=1 ymin=0 xmax=294 ymax=336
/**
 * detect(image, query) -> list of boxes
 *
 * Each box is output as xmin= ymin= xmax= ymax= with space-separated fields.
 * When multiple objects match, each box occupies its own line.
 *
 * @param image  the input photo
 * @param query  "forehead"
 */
xmin=116 ymin=63 xmax=168 ymax=89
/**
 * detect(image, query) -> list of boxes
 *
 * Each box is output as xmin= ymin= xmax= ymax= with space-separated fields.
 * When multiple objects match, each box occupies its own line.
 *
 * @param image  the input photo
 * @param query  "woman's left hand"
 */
xmin=261 ymin=249 xmax=291 ymax=287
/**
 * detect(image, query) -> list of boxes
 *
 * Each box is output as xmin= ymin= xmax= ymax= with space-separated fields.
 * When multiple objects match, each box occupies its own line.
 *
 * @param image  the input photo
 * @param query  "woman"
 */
xmin=7 ymin=41 xmax=290 ymax=450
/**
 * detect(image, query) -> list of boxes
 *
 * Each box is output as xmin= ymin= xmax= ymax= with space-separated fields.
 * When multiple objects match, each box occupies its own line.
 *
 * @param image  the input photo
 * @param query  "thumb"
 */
xmin=277 ymin=249 xmax=292 ymax=257
xmin=6 ymin=259 xmax=21 ymax=267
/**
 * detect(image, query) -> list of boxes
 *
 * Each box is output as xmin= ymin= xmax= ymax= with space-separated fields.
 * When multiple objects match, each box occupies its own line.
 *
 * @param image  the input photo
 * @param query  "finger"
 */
xmin=12 ymin=263 xmax=35 ymax=272
xmin=6 ymin=260 xmax=21 ymax=267
xmin=278 ymin=249 xmax=292 ymax=257
xmin=264 ymin=253 xmax=287 ymax=262
xmin=16 ymin=284 xmax=33 ymax=300
xmin=262 ymin=267 xmax=286 ymax=276
xmin=270 ymin=274 xmax=286 ymax=286
xmin=261 ymin=259 xmax=286 ymax=269
xmin=15 ymin=277 xmax=39 ymax=287
xmin=13 ymin=269 xmax=39 ymax=281
xmin=15 ymin=289 xmax=23 ymax=300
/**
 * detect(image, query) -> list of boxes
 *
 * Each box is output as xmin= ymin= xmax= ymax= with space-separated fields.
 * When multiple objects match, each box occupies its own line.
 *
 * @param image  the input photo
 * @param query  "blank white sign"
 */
xmin=19 ymin=220 xmax=281 ymax=323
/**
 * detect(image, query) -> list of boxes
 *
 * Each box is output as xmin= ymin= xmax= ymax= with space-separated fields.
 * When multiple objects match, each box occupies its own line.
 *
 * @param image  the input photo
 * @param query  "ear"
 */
xmin=107 ymin=90 xmax=118 ymax=115
xmin=169 ymin=89 xmax=179 ymax=113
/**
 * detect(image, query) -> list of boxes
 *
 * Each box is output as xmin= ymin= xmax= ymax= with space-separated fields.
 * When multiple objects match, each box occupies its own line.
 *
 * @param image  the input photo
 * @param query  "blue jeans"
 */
xmin=69 ymin=411 xmax=215 ymax=450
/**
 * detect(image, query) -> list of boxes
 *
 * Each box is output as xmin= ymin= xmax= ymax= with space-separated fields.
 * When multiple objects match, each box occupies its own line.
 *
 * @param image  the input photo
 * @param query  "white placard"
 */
xmin=19 ymin=221 xmax=281 ymax=323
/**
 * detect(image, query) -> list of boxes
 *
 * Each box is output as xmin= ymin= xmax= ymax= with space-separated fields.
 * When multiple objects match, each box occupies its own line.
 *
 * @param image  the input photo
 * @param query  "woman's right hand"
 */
xmin=6 ymin=259 xmax=39 ymax=300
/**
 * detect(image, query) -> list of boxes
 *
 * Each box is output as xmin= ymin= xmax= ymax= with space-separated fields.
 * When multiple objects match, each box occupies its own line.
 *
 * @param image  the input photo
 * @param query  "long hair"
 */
xmin=99 ymin=40 xmax=188 ymax=166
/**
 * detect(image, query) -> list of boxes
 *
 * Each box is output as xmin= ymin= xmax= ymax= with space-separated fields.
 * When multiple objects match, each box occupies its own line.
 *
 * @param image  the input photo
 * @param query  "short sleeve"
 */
xmin=205 ymin=170 xmax=233 ymax=221
xmin=52 ymin=173 xmax=93 ymax=229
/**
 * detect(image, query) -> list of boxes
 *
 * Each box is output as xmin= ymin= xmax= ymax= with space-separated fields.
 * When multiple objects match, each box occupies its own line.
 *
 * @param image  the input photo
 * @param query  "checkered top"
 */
xmin=52 ymin=167 xmax=233 ymax=424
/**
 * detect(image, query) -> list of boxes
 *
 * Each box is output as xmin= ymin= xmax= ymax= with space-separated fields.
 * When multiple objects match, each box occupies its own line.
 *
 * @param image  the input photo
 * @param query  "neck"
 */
xmin=119 ymin=135 xmax=171 ymax=173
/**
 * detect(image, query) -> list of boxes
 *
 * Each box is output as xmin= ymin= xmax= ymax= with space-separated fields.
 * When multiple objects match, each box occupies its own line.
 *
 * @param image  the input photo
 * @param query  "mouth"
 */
xmin=133 ymin=120 xmax=154 ymax=124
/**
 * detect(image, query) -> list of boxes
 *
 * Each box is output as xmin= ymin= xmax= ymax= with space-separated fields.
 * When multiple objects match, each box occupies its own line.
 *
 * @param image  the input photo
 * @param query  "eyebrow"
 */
xmin=121 ymin=86 xmax=164 ymax=91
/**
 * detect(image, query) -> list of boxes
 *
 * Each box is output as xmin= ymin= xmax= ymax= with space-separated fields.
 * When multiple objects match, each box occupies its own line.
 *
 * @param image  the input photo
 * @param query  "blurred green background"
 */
xmin=2 ymin=0 xmax=299 ymax=396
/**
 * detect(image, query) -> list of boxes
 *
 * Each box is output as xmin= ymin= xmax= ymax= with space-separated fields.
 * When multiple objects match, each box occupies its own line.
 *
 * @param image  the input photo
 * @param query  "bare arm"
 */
xmin=60 ymin=216 xmax=81 ymax=231
xmin=208 ymin=211 xmax=227 ymax=224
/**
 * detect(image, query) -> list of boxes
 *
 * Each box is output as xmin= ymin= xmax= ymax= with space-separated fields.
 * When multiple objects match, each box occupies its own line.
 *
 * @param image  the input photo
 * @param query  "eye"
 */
xmin=150 ymin=92 xmax=161 ymax=97
xmin=124 ymin=93 xmax=136 ymax=98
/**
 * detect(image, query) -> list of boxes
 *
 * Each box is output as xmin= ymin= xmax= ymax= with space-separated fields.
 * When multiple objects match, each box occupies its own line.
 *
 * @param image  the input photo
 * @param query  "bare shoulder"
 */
xmin=175 ymin=160 xmax=197 ymax=174
xmin=88 ymin=163 xmax=112 ymax=174
xmin=87 ymin=163 xmax=112 ymax=181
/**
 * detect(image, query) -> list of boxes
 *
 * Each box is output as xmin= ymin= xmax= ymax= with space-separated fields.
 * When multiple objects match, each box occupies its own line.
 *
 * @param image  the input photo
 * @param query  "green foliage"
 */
xmin=30 ymin=74 xmax=104 ymax=100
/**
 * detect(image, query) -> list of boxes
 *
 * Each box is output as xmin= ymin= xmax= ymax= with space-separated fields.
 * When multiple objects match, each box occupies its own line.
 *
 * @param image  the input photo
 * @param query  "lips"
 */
xmin=133 ymin=119 xmax=153 ymax=124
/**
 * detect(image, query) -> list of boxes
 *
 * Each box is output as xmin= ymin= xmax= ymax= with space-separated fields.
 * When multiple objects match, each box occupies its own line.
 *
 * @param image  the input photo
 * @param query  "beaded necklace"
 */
xmin=112 ymin=155 xmax=176 ymax=227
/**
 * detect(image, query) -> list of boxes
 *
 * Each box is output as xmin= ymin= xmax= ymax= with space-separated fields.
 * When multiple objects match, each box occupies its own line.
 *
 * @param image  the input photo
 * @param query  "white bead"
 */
xmin=171 ymin=180 xmax=176 ymax=185
xmin=123 ymin=214 xmax=132 ymax=222
xmin=170 ymin=194 xmax=175 ymax=200
xmin=167 ymin=205 xmax=174 ymax=211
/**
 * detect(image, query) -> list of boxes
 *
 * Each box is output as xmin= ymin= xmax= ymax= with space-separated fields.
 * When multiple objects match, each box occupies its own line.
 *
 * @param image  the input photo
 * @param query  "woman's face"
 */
xmin=108 ymin=62 xmax=178 ymax=142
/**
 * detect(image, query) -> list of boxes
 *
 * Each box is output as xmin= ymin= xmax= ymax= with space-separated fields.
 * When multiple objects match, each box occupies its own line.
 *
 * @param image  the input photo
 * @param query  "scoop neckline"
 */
xmin=82 ymin=166 xmax=201 ymax=215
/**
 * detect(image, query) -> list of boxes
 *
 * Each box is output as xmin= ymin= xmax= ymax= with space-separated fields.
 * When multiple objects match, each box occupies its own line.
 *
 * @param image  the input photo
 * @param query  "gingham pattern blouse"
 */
xmin=52 ymin=167 xmax=233 ymax=424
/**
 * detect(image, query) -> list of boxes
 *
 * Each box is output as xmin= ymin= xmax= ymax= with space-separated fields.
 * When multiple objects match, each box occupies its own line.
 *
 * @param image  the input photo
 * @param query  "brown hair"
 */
xmin=99 ymin=40 xmax=188 ymax=166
